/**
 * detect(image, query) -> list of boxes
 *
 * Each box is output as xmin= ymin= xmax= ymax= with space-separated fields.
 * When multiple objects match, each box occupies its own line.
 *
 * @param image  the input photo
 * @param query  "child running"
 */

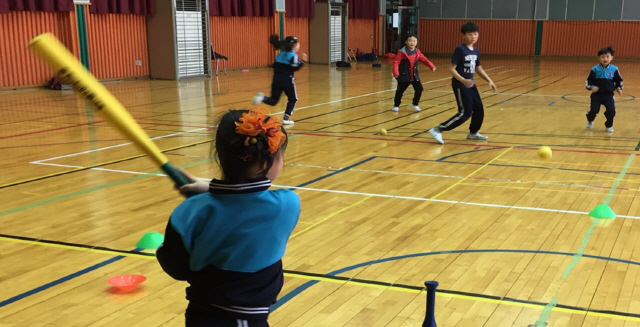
xmin=427 ymin=22 xmax=497 ymax=144
xmin=586 ymin=46 xmax=623 ymax=132
xmin=391 ymin=34 xmax=436 ymax=112
xmin=252 ymin=35 xmax=307 ymax=125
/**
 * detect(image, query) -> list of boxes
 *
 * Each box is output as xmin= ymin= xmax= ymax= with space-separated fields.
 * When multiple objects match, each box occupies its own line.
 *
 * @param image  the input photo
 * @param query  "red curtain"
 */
xmin=0 ymin=0 xmax=74 ymax=14
xmin=209 ymin=0 xmax=273 ymax=16
xmin=89 ymin=0 xmax=155 ymax=15
xmin=348 ymin=0 xmax=378 ymax=19
xmin=311 ymin=0 xmax=378 ymax=19
xmin=285 ymin=0 xmax=313 ymax=18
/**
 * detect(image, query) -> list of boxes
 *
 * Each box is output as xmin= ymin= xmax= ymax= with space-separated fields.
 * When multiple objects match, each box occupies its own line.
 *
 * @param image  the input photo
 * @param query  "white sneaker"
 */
xmin=428 ymin=127 xmax=444 ymax=144
xmin=411 ymin=105 xmax=421 ymax=112
xmin=467 ymin=133 xmax=488 ymax=140
xmin=391 ymin=107 xmax=399 ymax=112
xmin=586 ymin=121 xmax=593 ymax=129
xmin=283 ymin=119 xmax=294 ymax=125
xmin=606 ymin=127 xmax=613 ymax=133
xmin=252 ymin=92 xmax=264 ymax=105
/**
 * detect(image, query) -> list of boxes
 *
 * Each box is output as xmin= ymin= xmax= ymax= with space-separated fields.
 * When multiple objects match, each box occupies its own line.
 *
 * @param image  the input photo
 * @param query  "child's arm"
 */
xmin=156 ymin=221 xmax=192 ymax=281
xmin=290 ymin=53 xmax=306 ymax=71
xmin=614 ymin=69 xmax=623 ymax=95
xmin=476 ymin=66 xmax=497 ymax=92
xmin=418 ymin=51 xmax=436 ymax=71
xmin=392 ymin=52 xmax=402 ymax=77
xmin=176 ymin=168 xmax=210 ymax=197
xmin=586 ymin=69 xmax=598 ymax=93
xmin=449 ymin=64 xmax=474 ymax=88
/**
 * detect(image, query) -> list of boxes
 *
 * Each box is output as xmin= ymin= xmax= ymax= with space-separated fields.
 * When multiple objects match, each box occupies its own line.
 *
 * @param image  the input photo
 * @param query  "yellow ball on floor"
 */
xmin=538 ymin=146 xmax=552 ymax=160
xmin=380 ymin=128 xmax=387 ymax=136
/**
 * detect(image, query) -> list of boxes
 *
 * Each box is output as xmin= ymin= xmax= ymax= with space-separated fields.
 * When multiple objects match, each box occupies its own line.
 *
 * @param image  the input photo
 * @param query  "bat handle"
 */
xmin=160 ymin=162 xmax=198 ymax=198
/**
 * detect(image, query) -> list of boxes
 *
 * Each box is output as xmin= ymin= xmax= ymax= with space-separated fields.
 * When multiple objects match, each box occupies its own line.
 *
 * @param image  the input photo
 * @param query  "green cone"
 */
xmin=589 ymin=204 xmax=616 ymax=219
xmin=136 ymin=232 xmax=164 ymax=249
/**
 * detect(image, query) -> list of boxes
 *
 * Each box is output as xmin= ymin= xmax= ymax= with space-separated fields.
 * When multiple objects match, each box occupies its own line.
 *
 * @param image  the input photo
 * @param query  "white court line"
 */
xmin=31 ymin=128 xmax=207 ymax=164
xmin=274 ymin=66 xmax=507 ymax=115
xmin=273 ymin=184 xmax=640 ymax=220
xmin=285 ymin=163 xmax=622 ymax=192
xmin=27 ymin=160 xmax=640 ymax=220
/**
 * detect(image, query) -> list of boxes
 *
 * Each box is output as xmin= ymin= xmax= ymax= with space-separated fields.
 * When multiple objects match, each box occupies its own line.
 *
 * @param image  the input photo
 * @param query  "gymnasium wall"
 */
xmin=285 ymin=17 xmax=310 ymax=62
xmin=419 ymin=0 xmax=640 ymax=20
xmin=348 ymin=18 xmax=375 ymax=54
xmin=85 ymin=6 xmax=149 ymax=80
xmin=0 ymin=6 xmax=149 ymax=88
xmin=210 ymin=16 xmax=277 ymax=70
xmin=418 ymin=19 xmax=536 ymax=56
xmin=417 ymin=0 xmax=640 ymax=57
xmin=0 ymin=10 xmax=78 ymax=88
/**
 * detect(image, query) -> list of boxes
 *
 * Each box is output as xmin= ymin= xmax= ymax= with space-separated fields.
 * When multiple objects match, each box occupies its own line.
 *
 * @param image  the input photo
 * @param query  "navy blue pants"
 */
xmin=185 ymin=304 xmax=269 ymax=327
xmin=586 ymin=92 xmax=615 ymax=128
xmin=262 ymin=74 xmax=297 ymax=117
xmin=439 ymin=84 xmax=484 ymax=134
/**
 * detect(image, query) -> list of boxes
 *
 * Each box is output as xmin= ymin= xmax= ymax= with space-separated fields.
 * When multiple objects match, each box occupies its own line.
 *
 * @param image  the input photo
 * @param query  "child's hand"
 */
xmin=301 ymin=53 xmax=308 ymax=61
xmin=488 ymin=81 xmax=497 ymax=92
xmin=617 ymin=89 xmax=622 ymax=95
xmin=591 ymin=86 xmax=600 ymax=93
xmin=463 ymin=79 xmax=475 ymax=88
xmin=431 ymin=67 xmax=436 ymax=72
xmin=175 ymin=168 xmax=209 ymax=197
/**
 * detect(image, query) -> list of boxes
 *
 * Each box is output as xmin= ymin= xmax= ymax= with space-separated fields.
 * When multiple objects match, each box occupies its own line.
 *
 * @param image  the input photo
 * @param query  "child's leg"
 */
xmin=411 ymin=80 xmax=424 ymax=105
xmin=603 ymin=95 xmax=615 ymax=128
xmin=438 ymin=85 xmax=474 ymax=132
xmin=394 ymin=82 xmax=411 ymax=107
xmin=469 ymin=87 xmax=484 ymax=134
xmin=282 ymin=76 xmax=298 ymax=120
xmin=186 ymin=304 xmax=270 ymax=327
xmin=586 ymin=94 xmax=602 ymax=122
xmin=262 ymin=78 xmax=284 ymax=106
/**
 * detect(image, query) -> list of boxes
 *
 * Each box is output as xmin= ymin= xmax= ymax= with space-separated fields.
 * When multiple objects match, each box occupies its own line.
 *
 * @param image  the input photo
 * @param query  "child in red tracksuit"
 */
xmin=392 ymin=34 xmax=436 ymax=112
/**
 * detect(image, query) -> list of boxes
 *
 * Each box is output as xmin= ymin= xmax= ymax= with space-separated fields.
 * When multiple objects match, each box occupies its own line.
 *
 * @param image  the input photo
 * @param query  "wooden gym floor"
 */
xmin=2 ymin=57 xmax=640 ymax=326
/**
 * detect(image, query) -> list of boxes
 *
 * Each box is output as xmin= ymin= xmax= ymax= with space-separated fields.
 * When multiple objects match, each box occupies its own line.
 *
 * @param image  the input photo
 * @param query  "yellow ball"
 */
xmin=538 ymin=146 xmax=552 ymax=160
xmin=380 ymin=128 xmax=387 ymax=136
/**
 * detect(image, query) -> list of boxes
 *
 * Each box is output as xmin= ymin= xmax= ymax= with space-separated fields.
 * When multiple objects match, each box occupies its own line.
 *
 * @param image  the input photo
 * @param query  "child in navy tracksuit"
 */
xmin=157 ymin=108 xmax=300 ymax=327
xmin=253 ymin=35 xmax=307 ymax=125
xmin=391 ymin=34 xmax=436 ymax=112
xmin=586 ymin=46 xmax=623 ymax=133
xmin=428 ymin=22 xmax=497 ymax=145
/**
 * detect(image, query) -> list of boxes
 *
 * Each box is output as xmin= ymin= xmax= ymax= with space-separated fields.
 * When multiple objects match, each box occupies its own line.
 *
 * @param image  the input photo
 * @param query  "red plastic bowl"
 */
xmin=107 ymin=274 xmax=146 ymax=291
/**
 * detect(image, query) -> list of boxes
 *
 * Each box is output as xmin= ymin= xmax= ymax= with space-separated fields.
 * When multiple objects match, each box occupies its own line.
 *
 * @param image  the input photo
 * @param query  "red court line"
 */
xmin=138 ymin=122 xmax=213 ymax=129
xmin=0 ymin=121 xmax=105 ymax=140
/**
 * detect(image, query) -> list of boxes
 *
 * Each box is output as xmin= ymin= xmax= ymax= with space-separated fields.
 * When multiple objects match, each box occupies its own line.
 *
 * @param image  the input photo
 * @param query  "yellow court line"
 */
xmin=2 ymin=235 xmax=638 ymax=322
xmin=430 ymin=147 xmax=513 ymax=200
xmin=0 ymin=139 xmax=211 ymax=189
xmin=290 ymin=195 xmax=373 ymax=239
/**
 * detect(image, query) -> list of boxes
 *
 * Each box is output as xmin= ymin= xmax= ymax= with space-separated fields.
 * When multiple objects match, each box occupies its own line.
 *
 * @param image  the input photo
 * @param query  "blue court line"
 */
xmin=500 ymin=100 xmax=508 ymax=104
xmin=272 ymin=248 xmax=640 ymax=312
xmin=0 ymin=158 xmax=378 ymax=309
xmin=548 ymin=101 xmax=555 ymax=106
xmin=0 ymin=249 xmax=140 ymax=308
